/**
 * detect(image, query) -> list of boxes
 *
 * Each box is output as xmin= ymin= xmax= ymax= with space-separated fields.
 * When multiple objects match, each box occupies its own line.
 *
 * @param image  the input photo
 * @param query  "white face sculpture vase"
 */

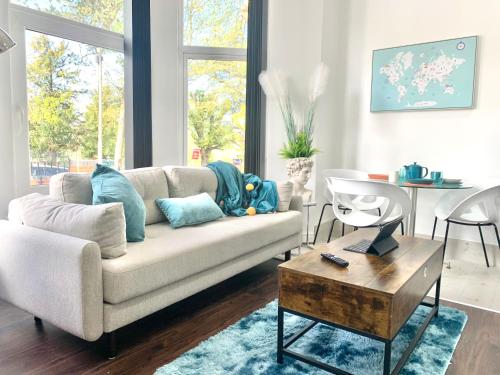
xmin=287 ymin=158 xmax=313 ymax=203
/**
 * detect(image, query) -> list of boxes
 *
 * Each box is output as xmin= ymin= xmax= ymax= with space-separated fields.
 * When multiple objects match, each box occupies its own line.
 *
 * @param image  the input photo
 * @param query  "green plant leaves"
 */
xmin=279 ymin=130 xmax=319 ymax=159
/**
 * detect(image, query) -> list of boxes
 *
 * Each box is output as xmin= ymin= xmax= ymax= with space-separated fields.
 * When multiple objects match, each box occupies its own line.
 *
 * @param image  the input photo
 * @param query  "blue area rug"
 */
xmin=156 ymin=300 xmax=467 ymax=375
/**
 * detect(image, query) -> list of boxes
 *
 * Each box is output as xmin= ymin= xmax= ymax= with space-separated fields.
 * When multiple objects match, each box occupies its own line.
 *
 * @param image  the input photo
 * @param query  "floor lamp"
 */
xmin=0 ymin=26 xmax=16 ymax=54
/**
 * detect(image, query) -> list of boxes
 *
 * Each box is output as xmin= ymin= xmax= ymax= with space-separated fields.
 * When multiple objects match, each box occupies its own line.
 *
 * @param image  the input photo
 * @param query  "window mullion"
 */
xmin=182 ymin=46 xmax=246 ymax=59
xmin=9 ymin=4 xmax=124 ymax=52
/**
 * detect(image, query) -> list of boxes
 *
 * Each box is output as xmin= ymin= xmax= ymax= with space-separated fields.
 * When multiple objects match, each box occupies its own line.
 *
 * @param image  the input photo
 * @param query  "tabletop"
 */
xmin=398 ymin=182 xmax=472 ymax=190
xmin=279 ymin=228 xmax=444 ymax=295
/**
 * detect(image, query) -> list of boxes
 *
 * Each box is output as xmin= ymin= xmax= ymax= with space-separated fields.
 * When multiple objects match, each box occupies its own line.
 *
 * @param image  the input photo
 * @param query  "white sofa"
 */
xmin=0 ymin=166 xmax=302 ymax=357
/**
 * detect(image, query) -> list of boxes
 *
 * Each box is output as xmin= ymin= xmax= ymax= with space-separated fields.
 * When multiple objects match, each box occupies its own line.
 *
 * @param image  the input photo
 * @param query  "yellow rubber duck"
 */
xmin=247 ymin=207 xmax=256 ymax=216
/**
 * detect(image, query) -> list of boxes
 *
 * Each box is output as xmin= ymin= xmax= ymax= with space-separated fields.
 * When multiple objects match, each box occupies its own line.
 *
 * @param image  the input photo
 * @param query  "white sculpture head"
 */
xmin=287 ymin=157 xmax=313 ymax=185
xmin=287 ymin=158 xmax=314 ymax=202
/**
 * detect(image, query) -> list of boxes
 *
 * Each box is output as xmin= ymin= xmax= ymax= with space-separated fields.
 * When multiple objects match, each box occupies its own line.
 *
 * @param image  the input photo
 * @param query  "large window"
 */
xmin=12 ymin=0 xmax=124 ymax=33
xmin=183 ymin=0 xmax=248 ymax=170
xmin=9 ymin=1 xmax=125 ymax=189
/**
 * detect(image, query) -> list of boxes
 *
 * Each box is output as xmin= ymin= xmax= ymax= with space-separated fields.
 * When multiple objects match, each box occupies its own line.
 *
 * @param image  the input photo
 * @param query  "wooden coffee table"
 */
xmin=277 ymin=229 xmax=444 ymax=375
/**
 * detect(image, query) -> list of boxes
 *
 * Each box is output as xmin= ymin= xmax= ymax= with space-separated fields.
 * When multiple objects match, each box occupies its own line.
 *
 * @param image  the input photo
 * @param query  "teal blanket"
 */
xmin=207 ymin=161 xmax=278 ymax=216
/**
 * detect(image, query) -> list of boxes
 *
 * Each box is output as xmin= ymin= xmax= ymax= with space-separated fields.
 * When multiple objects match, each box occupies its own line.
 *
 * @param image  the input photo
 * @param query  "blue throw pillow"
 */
xmin=156 ymin=193 xmax=224 ymax=229
xmin=91 ymin=164 xmax=146 ymax=242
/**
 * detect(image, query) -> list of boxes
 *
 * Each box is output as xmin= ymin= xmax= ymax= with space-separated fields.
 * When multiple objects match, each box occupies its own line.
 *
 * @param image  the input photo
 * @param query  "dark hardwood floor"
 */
xmin=0 ymin=259 xmax=499 ymax=374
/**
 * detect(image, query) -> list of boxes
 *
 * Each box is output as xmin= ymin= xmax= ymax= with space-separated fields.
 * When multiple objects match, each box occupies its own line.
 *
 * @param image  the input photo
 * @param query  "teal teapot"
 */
xmin=403 ymin=162 xmax=429 ymax=179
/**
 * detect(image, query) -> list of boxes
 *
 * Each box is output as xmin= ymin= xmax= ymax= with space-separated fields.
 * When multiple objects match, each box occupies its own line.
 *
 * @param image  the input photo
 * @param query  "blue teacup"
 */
xmin=431 ymin=171 xmax=443 ymax=184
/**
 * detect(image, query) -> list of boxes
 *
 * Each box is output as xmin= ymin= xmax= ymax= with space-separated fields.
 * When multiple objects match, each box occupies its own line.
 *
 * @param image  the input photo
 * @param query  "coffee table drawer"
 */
xmin=390 ymin=246 xmax=443 ymax=338
xmin=279 ymin=269 xmax=393 ymax=338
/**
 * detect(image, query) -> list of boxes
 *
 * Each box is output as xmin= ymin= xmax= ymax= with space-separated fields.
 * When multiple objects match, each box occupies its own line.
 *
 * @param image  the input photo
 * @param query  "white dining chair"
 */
xmin=313 ymin=169 xmax=386 ymax=244
xmin=431 ymin=185 xmax=500 ymax=268
xmin=326 ymin=177 xmax=410 ymax=237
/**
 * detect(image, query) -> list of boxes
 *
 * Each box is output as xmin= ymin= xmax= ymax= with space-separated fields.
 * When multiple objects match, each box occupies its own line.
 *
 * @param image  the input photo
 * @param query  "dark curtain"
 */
xmin=131 ymin=0 xmax=152 ymax=168
xmin=244 ymin=0 xmax=268 ymax=176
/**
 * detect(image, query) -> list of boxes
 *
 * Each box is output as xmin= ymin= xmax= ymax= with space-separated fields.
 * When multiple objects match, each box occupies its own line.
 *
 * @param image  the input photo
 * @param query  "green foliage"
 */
xmin=80 ymin=85 xmax=123 ymax=160
xmin=278 ymin=97 xmax=318 ymax=159
xmin=184 ymin=1 xmax=248 ymax=169
xmin=188 ymin=91 xmax=238 ymax=165
xmin=15 ymin=0 xmax=124 ymax=33
xmin=25 ymin=0 xmax=125 ymax=168
xmin=27 ymin=35 xmax=81 ymax=162
xmin=184 ymin=0 xmax=248 ymax=48
xmin=279 ymin=131 xmax=319 ymax=159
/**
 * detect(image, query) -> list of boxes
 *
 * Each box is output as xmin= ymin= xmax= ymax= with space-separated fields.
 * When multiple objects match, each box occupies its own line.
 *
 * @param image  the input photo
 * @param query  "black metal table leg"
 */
xmin=383 ymin=340 xmax=392 ymax=375
xmin=277 ymin=277 xmax=442 ymax=375
xmin=435 ymin=276 xmax=441 ymax=316
xmin=277 ymin=307 xmax=284 ymax=364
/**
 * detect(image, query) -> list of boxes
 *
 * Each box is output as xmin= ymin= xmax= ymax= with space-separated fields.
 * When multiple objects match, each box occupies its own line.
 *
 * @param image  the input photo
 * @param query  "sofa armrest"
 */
xmin=0 ymin=220 xmax=103 ymax=341
xmin=289 ymin=195 xmax=303 ymax=213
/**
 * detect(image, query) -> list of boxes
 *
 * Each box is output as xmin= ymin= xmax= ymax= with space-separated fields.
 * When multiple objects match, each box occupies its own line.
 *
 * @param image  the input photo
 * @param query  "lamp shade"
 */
xmin=0 ymin=26 xmax=16 ymax=54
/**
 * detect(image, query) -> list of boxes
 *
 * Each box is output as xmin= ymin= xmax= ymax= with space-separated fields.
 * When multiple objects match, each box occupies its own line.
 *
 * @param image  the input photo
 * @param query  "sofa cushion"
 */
xmin=156 ymin=193 xmax=224 ymax=228
xmin=163 ymin=166 xmax=217 ymax=199
xmin=50 ymin=167 xmax=169 ymax=225
xmin=101 ymin=210 xmax=302 ymax=303
xmin=8 ymin=193 xmax=126 ymax=258
xmin=122 ymin=167 xmax=169 ymax=225
xmin=50 ymin=172 xmax=93 ymax=204
xmin=92 ymin=164 xmax=146 ymax=242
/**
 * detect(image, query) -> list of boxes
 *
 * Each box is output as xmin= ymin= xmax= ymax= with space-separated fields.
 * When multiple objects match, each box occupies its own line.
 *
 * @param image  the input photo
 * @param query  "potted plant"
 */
xmin=259 ymin=63 xmax=329 ymax=202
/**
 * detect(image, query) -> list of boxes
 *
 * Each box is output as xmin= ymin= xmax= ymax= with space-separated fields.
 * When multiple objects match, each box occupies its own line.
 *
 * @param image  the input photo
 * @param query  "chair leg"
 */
xmin=431 ymin=217 xmax=437 ymax=240
xmin=313 ymin=203 xmax=330 ymax=245
xmin=444 ymin=221 xmax=451 ymax=269
xmin=400 ymin=221 xmax=405 ymax=235
xmin=493 ymin=223 xmax=500 ymax=250
xmin=327 ymin=219 xmax=337 ymax=243
xmin=478 ymin=225 xmax=491 ymax=268
xmin=341 ymin=208 xmax=347 ymax=236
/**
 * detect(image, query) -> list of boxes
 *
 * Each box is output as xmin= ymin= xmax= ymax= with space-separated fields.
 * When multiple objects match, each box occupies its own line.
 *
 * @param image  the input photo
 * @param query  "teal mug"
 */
xmin=431 ymin=171 xmax=443 ymax=184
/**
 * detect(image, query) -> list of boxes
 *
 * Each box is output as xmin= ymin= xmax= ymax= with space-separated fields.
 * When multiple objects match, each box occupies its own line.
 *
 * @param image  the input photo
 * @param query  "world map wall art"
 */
xmin=370 ymin=36 xmax=477 ymax=112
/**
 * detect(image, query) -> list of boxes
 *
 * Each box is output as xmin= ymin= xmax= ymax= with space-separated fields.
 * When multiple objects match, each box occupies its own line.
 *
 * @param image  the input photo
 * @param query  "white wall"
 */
xmin=265 ymin=0 xmax=351 ymax=237
xmin=0 ymin=0 xmax=15 ymax=219
xmin=264 ymin=0 xmax=324 ymax=183
xmin=336 ymin=0 xmax=500 ymax=243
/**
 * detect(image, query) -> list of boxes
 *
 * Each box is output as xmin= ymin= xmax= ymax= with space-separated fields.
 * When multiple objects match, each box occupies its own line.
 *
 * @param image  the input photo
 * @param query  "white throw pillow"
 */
xmin=9 ymin=193 xmax=127 ymax=259
xmin=277 ymin=181 xmax=294 ymax=212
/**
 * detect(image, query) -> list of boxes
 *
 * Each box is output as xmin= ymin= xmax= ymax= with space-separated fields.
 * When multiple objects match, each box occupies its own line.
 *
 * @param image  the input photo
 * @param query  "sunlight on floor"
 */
xmin=429 ymin=237 xmax=500 ymax=312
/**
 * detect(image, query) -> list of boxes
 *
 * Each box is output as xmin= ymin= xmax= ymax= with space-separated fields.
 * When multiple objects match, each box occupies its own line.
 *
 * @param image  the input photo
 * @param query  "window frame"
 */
xmin=179 ymin=1 xmax=247 ymax=166
xmin=9 ymin=3 xmax=127 ymax=195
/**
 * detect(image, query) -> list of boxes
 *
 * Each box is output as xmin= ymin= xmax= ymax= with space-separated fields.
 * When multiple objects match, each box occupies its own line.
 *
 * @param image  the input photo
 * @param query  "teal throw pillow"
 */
xmin=156 ymin=193 xmax=224 ymax=229
xmin=91 ymin=164 xmax=146 ymax=242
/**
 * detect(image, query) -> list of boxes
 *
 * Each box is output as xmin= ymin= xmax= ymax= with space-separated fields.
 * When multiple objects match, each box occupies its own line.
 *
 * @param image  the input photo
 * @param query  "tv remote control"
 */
xmin=320 ymin=253 xmax=349 ymax=268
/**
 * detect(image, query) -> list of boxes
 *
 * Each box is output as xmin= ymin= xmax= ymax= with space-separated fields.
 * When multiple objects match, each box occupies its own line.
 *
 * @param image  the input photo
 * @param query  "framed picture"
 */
xmin=370 ymin=36 xmax=478 ymax=112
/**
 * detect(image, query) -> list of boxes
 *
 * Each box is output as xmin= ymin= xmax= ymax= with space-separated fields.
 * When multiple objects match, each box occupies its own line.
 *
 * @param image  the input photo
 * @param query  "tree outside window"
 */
xmin=184 ymin=0 xmax=248 ymax=170
xmin=15 ymin=0 xmax=125 ymax=185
